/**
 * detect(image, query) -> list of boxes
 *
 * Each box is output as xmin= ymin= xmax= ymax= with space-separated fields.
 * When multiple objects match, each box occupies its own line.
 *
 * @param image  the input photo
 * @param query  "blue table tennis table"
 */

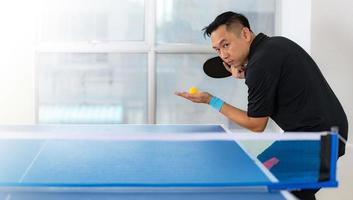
xmin=0 ymin=124 xmax=337 ymax=200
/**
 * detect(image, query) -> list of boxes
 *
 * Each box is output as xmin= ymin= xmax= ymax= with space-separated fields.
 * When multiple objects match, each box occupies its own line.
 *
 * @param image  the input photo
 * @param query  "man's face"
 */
xmin=211 ymin=25 xmax=251 ymax=67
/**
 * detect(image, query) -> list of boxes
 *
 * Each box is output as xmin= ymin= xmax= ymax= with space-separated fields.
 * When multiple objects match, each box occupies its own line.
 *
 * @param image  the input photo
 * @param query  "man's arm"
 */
xmin=175 ymin=91 xmax=268 ymax=132
xmin=218 ymin=63 xmax=269 ymax=131
xmin=220 ymin=102 xmax=268 ymax=132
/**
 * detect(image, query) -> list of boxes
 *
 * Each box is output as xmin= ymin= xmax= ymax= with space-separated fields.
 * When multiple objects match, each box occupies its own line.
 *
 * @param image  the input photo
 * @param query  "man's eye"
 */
xmin=223 ymin=43 xmax=229 ymax=48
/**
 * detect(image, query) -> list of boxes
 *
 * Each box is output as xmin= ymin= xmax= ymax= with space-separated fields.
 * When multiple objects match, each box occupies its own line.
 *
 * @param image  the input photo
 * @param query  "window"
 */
xmin=37 ymin=0 xmax=277 ymax=126
xmin=38 ymin=53 xmax=147 ymax=123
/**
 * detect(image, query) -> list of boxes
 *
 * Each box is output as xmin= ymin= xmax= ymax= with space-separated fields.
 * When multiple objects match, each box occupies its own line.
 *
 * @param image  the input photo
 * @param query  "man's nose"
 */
xmin=220 ymin=50 xmax=228 ymax=60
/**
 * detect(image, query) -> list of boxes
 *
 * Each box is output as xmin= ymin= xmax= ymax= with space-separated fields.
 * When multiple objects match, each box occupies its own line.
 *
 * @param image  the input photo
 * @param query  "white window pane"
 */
xmin=38 ymin=53 xmax=147 ymax=124
xmin=156 ymin=54 xmax=247 ymax=127
xmin=39 ymin=0 xmax=145 ymax=42
xmin=156 ymin=0 xmax=276 ymax=44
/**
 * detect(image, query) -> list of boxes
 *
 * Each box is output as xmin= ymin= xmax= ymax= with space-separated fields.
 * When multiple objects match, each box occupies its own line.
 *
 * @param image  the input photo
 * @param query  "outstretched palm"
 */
xmin=175 ymin=91 xmax=212 ymax=104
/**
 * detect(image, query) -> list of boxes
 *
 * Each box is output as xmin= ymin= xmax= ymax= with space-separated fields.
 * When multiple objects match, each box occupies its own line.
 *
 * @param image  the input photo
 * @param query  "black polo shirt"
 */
xmin=245 ymin=33 xmax=348 ymax=156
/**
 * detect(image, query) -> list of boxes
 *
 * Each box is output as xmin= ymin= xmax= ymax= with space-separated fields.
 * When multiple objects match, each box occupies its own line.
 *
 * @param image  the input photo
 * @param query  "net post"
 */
xmin=329 ymin=126 xmax=339 ymax=183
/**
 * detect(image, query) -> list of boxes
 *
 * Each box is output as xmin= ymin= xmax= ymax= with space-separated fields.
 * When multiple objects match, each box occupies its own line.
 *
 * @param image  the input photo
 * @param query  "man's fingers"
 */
xmin=223 ymin=62 xmax=245 ymax=76
xmin=175 ymin=91 xmax=203 ymax=103
xmin=225 ymin=65 xmax=245 ymax=79
xmin=175 ymin=91 xmax=199 ymax=99
xmin=175 ymin=91 xmax=189 ymax=98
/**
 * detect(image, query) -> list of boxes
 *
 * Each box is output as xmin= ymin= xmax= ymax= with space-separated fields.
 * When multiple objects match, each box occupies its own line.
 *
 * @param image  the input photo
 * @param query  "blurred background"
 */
xmin=0 ymin=0 xmax=351 ymax=199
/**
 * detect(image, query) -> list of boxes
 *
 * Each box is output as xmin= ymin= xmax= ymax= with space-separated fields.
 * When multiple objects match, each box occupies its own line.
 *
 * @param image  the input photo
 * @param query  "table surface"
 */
xmin=0 ymin=124 xmax=297 ymax=200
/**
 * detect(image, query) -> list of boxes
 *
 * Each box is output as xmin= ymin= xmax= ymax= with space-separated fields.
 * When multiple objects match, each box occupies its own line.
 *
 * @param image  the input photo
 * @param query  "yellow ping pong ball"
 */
xmin=189 ymin=86 xmax=199 ymax=94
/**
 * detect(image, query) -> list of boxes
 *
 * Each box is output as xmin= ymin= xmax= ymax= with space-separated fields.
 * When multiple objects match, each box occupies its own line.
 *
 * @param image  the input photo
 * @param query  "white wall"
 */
xmin=0 ymin=1 xmax=37 ymax=124
xmin=278 ymin=0 xmax=311 ymax=52
xmin=311 ymin=0 xmax=353 ymax=199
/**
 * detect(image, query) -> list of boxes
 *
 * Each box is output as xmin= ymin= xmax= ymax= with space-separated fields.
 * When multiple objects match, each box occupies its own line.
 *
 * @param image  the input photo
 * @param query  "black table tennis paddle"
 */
xmin=203 ymin=56 xmax=232 ymax=78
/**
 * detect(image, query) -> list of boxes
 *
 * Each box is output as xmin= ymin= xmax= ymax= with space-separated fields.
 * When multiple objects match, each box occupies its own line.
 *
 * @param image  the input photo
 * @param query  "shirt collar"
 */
xmin=248 ymin=33 xmax=269 ymax=60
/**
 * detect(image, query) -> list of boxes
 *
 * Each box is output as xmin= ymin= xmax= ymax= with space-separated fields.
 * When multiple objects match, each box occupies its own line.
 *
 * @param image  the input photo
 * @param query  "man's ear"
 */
xmin=241 ymin=27 xmax=252 ymax=42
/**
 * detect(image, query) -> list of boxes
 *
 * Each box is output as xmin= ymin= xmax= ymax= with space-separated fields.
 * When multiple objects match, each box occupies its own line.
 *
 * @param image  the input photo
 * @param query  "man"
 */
xmin=175 ymin=11 xmax=348 ymax=200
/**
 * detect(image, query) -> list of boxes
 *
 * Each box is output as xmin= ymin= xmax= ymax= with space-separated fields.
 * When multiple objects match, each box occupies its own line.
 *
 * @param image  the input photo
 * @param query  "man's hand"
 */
xmin=175 ymin=90 xmax=269 ymax=132
xmin=175 ymin=91 xmax=212 ymax=104
xmin=223 ymin=62 xmax=246 ymax=79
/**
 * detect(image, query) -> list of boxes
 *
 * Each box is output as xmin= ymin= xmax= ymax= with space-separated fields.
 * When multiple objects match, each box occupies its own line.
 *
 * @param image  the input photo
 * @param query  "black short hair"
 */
xmin=203 ymin=11 xmax=252 ymax=37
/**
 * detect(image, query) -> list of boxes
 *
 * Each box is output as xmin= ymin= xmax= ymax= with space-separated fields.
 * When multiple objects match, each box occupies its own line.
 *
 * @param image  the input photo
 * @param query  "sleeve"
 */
xmin=245 ymin=59 xmax=281 ymax=117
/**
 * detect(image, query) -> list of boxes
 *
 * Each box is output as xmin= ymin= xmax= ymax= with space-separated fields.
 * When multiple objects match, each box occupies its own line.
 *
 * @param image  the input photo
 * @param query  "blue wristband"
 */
xmin=209 ymin=96 xmax=224 ymax=112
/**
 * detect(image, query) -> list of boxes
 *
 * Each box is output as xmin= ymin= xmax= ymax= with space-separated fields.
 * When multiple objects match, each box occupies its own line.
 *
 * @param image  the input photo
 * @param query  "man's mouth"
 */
xmin=226 ymin=61 xmax=234 ymax=66
xmin=222 ymin=59 xmax=231 ymax=65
